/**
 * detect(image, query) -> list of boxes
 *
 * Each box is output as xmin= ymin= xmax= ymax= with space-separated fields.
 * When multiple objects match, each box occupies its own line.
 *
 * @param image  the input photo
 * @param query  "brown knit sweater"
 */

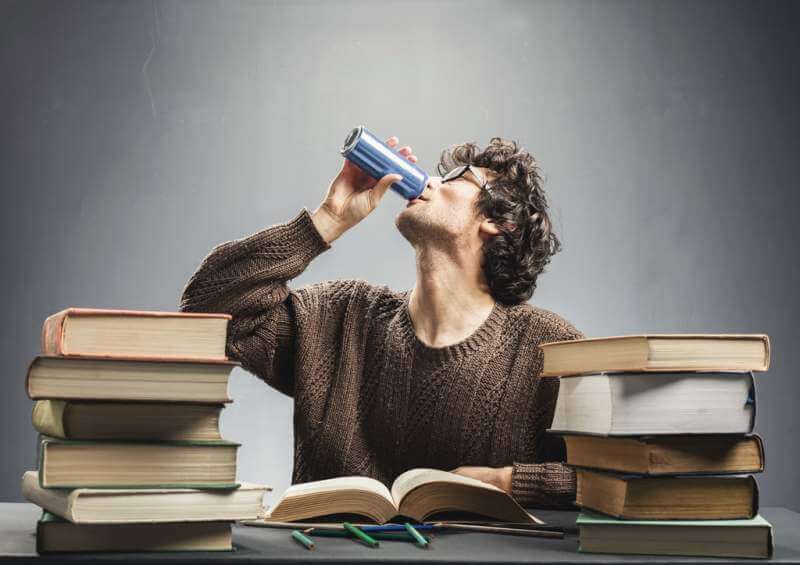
xmin=180 ymin=209 xmax=583 ymax=509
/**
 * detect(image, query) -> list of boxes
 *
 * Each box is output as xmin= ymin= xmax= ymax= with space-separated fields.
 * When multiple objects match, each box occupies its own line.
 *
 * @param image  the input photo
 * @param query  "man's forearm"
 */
xmin=181 ymin=208 xmax=330 ymax=312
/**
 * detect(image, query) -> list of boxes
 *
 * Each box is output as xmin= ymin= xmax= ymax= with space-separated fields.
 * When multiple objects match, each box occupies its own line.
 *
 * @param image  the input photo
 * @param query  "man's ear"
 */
xmin=479 ymin=218 xmax=502 ymax=236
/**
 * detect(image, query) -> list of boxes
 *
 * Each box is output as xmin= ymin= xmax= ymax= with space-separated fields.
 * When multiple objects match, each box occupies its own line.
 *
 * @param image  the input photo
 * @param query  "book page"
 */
xmin=281 ymin=476 xmax=394 ymax=505
xmin=391 ymin=468 xmax=501 ymax=505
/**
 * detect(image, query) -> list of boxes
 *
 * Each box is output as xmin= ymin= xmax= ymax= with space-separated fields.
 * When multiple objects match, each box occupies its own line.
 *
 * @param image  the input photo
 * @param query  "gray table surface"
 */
xmin=1 ymin=503 xmax=798 ymax=564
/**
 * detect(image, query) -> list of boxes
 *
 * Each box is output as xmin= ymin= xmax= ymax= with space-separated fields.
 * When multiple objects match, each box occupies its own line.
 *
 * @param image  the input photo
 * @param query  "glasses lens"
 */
xmin=442 ymin=165 xmax=468 ymax=183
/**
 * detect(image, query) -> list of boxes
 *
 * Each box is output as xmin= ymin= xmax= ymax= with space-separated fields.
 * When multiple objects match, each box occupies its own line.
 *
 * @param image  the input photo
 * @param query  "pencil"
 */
xmin=343 ymin=522 xmax=380 ymax=547
xmin=404 ymin=523 xmax=429 ymax=548
xmin=431 ymin=522 xmax=564 ymax=539
xmin=291 ymin=529 xmax=315 ymax=550
xmin=437 ymin=521 xmax=564 ymax=531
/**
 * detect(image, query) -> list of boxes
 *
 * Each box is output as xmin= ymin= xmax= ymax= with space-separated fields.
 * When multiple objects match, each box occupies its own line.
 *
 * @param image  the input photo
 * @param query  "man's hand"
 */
xmin=311 ymin=136 xmax=418 ymax=243
xmin=450 ymin=465 xmax=514 ymax=494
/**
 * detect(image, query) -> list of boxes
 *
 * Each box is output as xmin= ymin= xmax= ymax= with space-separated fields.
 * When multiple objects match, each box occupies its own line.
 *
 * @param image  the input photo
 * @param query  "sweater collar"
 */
xmin=397 ymin=290 xmax=507 ymax=364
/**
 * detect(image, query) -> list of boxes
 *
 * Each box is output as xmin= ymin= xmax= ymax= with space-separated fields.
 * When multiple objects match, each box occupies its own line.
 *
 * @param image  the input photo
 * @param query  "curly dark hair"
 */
xmin=437 ymin=138 xmax=561 ymax=305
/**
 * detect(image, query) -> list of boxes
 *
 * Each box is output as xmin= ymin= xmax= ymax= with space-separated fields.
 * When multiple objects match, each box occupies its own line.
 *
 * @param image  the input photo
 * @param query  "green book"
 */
xmin=37 ymin=435 xmax=240 ymax=489
xmin=577 ymin=510 xmax=774 ymax=559
xmin=36 ymin=511 xmax=233 ymax=553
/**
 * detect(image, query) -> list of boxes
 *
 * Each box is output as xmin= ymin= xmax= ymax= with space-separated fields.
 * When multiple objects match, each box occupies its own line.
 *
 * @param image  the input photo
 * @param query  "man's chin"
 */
xmin=395 ymin=207 xmax=428 ymax=244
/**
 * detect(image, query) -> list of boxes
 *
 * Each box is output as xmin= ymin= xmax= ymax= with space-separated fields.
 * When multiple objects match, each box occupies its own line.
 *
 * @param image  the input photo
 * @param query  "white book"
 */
xmin=22 ymin=471 xmax=270 ymax=524
xmin=549 ymin=372 xmax=755 ymax=435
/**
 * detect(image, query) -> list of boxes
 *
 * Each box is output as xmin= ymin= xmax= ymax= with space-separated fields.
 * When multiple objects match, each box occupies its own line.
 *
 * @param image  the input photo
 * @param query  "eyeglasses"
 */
xmin=439 ymin=164 xmax=493 ymax=195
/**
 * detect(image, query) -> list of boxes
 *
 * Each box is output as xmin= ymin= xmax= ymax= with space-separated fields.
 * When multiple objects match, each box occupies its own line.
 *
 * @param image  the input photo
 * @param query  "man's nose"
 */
xmin=426 ymin=176 xmax=442 ymax=190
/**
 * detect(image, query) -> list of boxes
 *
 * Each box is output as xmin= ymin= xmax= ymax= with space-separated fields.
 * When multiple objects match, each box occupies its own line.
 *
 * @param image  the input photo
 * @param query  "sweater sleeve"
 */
xmin=510 ymin=378 xmax=577 ymax=510
xmin=179 ymin=208 xmax=332 ymax=397
xmin=510 ymin=322 xmax=584 ymax=510
xmin=511 ymin=438 xmax=576 ymax=510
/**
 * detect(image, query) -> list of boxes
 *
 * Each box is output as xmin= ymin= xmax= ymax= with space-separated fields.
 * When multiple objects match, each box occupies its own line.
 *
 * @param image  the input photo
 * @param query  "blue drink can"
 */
xmin=340 ymin=126 xmax=429 ymax=200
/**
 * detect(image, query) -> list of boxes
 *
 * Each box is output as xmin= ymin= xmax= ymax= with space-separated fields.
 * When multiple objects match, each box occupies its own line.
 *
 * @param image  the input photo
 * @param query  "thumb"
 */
xmin=370 ymin=173 xmax=403 ymax=205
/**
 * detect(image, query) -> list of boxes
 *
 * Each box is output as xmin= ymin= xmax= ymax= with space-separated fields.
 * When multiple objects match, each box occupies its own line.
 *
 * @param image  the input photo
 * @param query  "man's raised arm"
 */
xmin=179 ymin=135 xmax=414 ymax=396
xmin=179 ymin=209 xmax=333 ymax=396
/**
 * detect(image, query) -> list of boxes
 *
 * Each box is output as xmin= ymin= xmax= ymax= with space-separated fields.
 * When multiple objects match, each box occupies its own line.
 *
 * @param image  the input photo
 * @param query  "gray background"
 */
xmin=1 ymin=0 xmax=798 ymax=509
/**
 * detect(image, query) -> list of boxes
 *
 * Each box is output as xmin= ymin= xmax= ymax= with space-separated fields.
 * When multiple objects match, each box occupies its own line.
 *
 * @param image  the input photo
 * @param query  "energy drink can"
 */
xmin=340 ymin=126 xmax=428 ymax=200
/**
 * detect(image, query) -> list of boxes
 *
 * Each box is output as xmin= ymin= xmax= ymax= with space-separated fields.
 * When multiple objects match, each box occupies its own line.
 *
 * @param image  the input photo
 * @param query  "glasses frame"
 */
xmin=439 ymin=164 xmax=493 ymax=195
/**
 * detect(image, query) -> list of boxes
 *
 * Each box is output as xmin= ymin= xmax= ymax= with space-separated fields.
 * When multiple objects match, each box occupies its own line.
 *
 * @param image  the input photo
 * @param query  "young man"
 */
xmin=180 ymin=135 xmax=582 ymax=508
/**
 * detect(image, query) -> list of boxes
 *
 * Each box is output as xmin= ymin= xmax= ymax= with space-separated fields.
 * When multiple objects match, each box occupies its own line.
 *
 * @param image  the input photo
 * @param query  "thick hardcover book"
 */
xmin=577 ymin=510 xmax=773 ymax=559
xmin=32 ymin=399 xmax=225 ymax=441
xmin=576 ymin=469 xmax=758 ymax=520
xmin=263 ymin=468 xmax=540 ymax=524
xmin=549 ymin=372 xmax=755 ymax=435
xmin=36 ymin=511 xmax=233 ymax=553
xmin=562 ymin=434 xmax=765 ymax=475
xmin=23 ymin=471 xmax=269 ymax=524
xmin=37 ymin=436 xmax=239 ymax=489
xmin=540 ymin=334 xmax=770 ymax=377
xmin=26 ymin=356 xmax=236 ymax=403
xmin=41 ymin=308 xmax=231 ymax=361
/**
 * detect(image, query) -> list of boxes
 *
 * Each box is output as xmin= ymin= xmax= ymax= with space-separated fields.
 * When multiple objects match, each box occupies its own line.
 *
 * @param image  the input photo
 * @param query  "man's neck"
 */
xmin=408 ymin=246 xmax=497 ymax=349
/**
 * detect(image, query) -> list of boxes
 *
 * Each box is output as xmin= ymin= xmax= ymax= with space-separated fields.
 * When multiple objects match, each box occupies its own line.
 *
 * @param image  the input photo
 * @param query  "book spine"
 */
xmin=35 ymin=521 xmax=43 ymax=554
xmin=32 ymin=400 xmax=68 ymax=439
xmin=761 ymin=335 xmax=771 ymax=371
xmin=747 ymin=372 xmax=757 ymax=434
xmin=754 ymin=434 xmax=766 ymax=472
xmin=25 ymin=357 xmax=37 ymax=400
xmin=38 ymin=438 xmax=47 ymax=488
xmin=21 ymin=472 xmax=75 ymax=523
xmin=41 ymin=310 xmax=69 ymax=356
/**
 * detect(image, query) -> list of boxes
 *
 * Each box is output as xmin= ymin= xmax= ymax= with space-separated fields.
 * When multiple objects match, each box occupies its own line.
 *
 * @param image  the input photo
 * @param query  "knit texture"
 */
xmin=180 ymin=209 xmax=583 ymax=509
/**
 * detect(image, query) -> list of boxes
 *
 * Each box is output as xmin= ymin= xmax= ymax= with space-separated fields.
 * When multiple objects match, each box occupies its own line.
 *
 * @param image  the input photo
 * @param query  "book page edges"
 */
xmin=563 ymin=433 xmax=765 ymax=473
xmin=395 ymin=480 xmax=539 ymax=524
xmin=266 ymin=491 xmax=397 ymax=524
xmin=40 ymin=308 xmax=233 ymax=360
xmin=26 ymin=469 xmax=269 ymax=500
xmin=586 ymin=472 xmax=760 ymax=519
xmin=576 ymin=509 xmax=775 ymax=557
xmin=577 ymin=509 xmax=773 ymax=527
xmin=540 ymin=336 xmax=649 ymax=377
xmin=26 ymin=356 xmax=237 ymax=402
xmin=541 ymin=334 xmax=771 ymax=347
xmin=540 ymin=334 xmax=770 ymax=376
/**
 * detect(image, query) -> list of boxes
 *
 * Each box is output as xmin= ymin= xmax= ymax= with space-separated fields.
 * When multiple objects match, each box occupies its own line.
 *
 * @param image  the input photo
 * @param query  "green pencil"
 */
xmin=404 ymin=522 xmax=429 ymax=548
xmin=291 ymin=529 xmax=315 ymax=550
xmin=343 ymin=522 xmax=379 ymax=548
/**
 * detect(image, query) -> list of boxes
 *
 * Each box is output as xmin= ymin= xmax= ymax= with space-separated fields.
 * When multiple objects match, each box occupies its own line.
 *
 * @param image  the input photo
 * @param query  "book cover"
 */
xmin=41 ymin=308 xmax=232 ymax=361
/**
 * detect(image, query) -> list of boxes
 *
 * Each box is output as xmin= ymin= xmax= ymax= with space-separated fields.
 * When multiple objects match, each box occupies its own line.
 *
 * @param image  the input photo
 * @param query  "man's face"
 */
xmin=395 ymin=166 xmax=492 ymax=248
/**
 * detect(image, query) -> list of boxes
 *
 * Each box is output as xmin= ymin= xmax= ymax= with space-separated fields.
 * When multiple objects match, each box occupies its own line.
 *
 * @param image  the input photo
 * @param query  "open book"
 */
xmin=263 ymin=468 xmax=540 ymax=524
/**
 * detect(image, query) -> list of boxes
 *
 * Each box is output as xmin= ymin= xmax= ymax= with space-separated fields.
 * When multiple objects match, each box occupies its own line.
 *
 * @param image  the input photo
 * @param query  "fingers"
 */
xmin=399 ymin=146 xmax=418 ymax=163
xmin=386 ymin=137 xmax=418 ymax=163
xmin=370 ymin=173 xmax=403 ymax=207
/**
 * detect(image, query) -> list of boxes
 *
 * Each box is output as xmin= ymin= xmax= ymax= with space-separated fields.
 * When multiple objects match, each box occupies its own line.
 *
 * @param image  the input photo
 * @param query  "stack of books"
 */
xmin=541 ymin=334 xmax=774 ymax=559
xmin=22 ymin=308 xmax=271 ymax=553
